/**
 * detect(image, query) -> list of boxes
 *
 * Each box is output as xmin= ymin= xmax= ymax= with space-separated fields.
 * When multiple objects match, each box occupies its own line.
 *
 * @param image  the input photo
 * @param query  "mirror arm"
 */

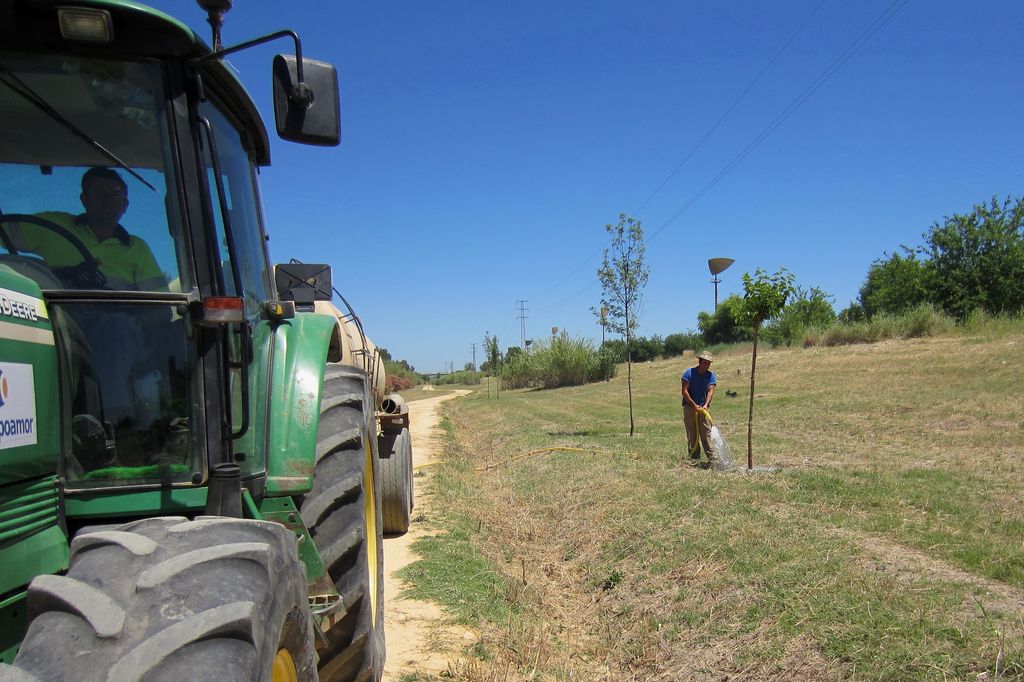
xmin=192 ymin=30 xmax=312 ymax=108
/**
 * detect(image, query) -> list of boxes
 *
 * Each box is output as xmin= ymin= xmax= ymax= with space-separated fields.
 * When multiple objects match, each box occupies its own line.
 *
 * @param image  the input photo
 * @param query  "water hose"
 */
xmin=690 ymin=407 xmax=712 ymax=456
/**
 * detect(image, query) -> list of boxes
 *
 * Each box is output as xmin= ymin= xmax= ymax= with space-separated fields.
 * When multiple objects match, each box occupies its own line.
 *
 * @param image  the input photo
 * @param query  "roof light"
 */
xmin=202 ymin=297 xmax=245 ymax=325
xmin=58 ymin=8 xmax=114 ymax=43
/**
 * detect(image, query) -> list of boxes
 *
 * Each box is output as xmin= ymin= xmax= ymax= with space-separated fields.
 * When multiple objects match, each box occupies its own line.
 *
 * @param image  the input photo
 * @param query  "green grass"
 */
xmin=403 ymin=332 xmax=1024 ymax=680
xmin=396 ymin=453 xmax=520 ymax=628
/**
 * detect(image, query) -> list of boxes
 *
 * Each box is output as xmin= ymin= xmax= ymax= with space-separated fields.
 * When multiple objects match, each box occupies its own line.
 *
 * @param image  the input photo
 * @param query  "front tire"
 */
xmin=298 ymin=363 xmax=385 ymax=681
xmin=1 ymin=516 xmax=316 ymax=682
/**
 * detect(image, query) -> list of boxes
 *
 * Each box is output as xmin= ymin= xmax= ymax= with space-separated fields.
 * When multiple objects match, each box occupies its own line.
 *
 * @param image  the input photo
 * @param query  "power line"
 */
xmin=525 ymin=0 xmax=911 ymax=322
xmin=533 ymin=278 xmax=601 ymax=319
xmin=646 ymin=0 xmax=911 ymax=245
xmin=527 ymin=3 xmax=830 ymax=317
xmin=631 ymin=0 xmax=829 ymax=217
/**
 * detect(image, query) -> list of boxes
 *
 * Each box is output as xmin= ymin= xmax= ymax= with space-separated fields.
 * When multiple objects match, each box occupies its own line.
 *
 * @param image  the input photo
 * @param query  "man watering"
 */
xmin=681 ymin=351 xmax=717 ymax=468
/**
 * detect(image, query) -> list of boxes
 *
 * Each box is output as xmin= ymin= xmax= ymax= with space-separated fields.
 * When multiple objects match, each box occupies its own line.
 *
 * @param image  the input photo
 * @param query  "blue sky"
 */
xmin=145 ymin=0 xmax=1023 ymax=373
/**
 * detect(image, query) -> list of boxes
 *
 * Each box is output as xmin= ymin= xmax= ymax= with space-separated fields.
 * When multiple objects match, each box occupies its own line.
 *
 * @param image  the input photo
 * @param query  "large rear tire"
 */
xmin=298 ymin=363 xmax=385 ymax=681
xmin=379 ymin=427 xmax=413 ymax=535
xmin=0 ymin=516 xmax=316 ymax=682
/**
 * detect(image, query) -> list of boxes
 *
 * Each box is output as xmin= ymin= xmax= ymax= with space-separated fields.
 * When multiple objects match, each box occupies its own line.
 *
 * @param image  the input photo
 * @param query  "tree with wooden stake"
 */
xmin=483 ymin=332 xmax=501 ymax=398
xmin=594 ymin=213 xmax=648 ymax=437
xmin=737 ymin=268 xmax=795 ymax=468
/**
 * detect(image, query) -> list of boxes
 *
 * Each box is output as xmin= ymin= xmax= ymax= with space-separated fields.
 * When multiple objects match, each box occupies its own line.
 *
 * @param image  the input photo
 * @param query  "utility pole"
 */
xmin=516 ymin=300 xmax=528 ymax=349
xmin=470 ymin=342 xmax=477 ymax=371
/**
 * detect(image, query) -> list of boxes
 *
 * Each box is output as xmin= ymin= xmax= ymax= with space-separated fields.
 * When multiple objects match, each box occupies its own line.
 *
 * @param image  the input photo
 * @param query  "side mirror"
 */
xmin=272 ymin=55 xmax=340 ymax=146
xmin=274 ymin=263 xmax=333 ymax=311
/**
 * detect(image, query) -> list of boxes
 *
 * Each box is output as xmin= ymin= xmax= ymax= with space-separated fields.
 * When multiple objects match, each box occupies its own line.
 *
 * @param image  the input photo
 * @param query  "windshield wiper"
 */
xmin=0 ymin=65 xmax=156 ymax=191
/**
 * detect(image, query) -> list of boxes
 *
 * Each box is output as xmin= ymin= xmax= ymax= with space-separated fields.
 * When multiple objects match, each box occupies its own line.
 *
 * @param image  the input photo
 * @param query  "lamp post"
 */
xmin=707 ymin=258 xmax=735 ymax=309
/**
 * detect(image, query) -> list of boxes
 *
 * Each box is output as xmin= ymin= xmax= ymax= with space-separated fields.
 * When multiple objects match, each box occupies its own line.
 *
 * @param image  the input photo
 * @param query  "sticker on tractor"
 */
xmin=0 ymin=363 xmax=37 ymax=449
xmin=0 ymin=287 xmax=47 ymax=322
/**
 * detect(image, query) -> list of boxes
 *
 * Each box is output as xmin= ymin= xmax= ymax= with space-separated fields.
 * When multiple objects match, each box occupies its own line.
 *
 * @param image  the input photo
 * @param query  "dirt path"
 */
xmin=382 ymin=390 xmax=473 ymax=681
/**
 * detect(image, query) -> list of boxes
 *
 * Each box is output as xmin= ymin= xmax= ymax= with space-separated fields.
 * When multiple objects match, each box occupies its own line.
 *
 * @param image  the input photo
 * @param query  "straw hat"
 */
xmin=696 ymin=351 xmax=713 ymax=362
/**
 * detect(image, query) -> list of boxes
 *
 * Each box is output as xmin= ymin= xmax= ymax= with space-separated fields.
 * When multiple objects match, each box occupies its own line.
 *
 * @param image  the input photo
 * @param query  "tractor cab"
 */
xmin=0 ymin=3 xmax=338 ymax=495
xmin=0 ymin=49 xmax=203 ymax=491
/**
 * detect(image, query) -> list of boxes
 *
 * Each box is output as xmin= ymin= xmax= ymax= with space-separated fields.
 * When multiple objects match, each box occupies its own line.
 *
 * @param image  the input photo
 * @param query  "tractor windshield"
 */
xmin=0 ymin=53 xmax=186 ymax=292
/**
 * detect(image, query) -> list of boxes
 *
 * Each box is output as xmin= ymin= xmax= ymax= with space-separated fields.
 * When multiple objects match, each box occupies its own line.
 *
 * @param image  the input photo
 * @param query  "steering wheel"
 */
xmin=0 ymin=214 xmax=108 ymax=289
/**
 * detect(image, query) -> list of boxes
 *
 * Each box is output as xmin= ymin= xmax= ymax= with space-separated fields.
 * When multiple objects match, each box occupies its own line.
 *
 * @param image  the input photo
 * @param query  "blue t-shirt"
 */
xmin=682 ymin=367 xmax=716 ymax=406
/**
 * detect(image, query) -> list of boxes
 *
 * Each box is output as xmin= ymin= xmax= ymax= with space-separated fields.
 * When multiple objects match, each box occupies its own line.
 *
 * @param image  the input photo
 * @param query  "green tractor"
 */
xmin=0 ymin=1 xmax=413 ymax=679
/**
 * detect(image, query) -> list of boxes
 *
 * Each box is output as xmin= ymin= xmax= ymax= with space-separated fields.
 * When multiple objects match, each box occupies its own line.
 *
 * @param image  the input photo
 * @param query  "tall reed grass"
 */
xmin=803 ymin=304 xmax=959 ymax=347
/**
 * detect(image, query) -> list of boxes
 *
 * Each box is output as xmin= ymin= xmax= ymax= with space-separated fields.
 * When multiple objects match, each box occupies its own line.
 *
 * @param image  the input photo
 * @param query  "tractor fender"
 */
xmin=264 ymin=311 xmax=338 ymax=495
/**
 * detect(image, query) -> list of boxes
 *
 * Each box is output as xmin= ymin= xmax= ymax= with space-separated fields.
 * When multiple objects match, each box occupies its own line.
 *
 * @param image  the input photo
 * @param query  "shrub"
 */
xmin=501 ymin=333 xmax=616 ymax=389
xmin=432 ymin=370 xmax=482 ymax=386
xmin=601 ymin=339 xmax=627 ymax=363
xmin=385 ymin=375 xmax=414 ymax=392
xmin=500 ymin=350 xmax=535 ymax=389
xmin=763 ymin=286 xmax=836 ymax=348
xmin=664 ymin=332 xmax=703 ymax=358
xmin=383 ymin=358 xmax=422 ymax=389
xmin=697 ymin=295 xmax=751 ymax=344
xmin=594 ymin=346 xmax=618 ymax=382
xmin=838 ymin=303 xmax=866 ymax=323
xmin=628 ymin=335 xmax=664 ymax=362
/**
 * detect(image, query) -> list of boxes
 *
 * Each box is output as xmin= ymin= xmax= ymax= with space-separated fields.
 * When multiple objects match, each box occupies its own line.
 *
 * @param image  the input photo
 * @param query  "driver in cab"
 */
xmin=18 ymin=167 xmax=166 ymax=291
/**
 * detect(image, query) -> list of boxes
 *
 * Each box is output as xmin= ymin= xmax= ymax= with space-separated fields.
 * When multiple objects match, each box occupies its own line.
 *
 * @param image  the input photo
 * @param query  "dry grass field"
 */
xmin=399 ymin=329 xmax=1023 ymax=680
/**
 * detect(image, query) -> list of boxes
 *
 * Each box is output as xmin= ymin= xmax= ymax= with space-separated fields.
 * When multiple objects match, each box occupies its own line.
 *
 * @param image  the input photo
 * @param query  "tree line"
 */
xmin=388 ymin=194 xmax=1022 ymax=392
xmin=687 ymin=194 xmax=1023 ymax=348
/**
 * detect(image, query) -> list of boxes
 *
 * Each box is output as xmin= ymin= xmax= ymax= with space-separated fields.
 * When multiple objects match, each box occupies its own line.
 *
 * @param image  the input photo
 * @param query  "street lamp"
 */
xmin=708 ymin=258 xmax=735 ymax=309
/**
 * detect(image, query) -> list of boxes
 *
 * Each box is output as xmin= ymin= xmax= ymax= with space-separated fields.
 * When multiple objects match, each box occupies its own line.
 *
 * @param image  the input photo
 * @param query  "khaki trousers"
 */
xmin=683 ymin=404 xmax=716 ymax=462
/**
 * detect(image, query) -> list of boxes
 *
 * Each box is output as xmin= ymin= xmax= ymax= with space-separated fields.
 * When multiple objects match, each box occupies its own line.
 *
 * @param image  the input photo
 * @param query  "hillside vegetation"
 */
xmin=400 ymin=327 xmax=1023 ymax=680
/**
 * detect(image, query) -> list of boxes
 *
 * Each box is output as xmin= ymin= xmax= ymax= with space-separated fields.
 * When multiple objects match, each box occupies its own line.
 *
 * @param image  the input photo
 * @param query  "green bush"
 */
xmin=501 ymin=333 xmax=616 ymax=389
xmin=697 ymin=295 xmax=752 ymax=344
xmin=500 ymin=349 xmax=535 ymax=389
xmin=432 ymin=369 xmax=482 ymax=386
xmin=763 ymin=287 xmax=837 ymax=348
xmin=601 ymin=339 xmax=626 ymax=363
xmin=855 ymin=196 xmax=1024 ymax=320
xmin=664 ymin=332 xmax=703 ymax=357
xmin=383 ymin=358 xmax=422 ymax=390
xmin=629 ymin=335 xmax=664 ymax=362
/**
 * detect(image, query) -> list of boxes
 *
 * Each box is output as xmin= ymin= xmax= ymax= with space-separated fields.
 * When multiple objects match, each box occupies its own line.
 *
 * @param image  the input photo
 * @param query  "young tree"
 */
xmin=736 ymin=268 xmax=794 ymax=468
xmin=482 ymin=333 xmax=501 ymax=373
xmin=480 ymin=333 xmax=503 ymax=398
xmin=593 ymin=213 xmax=649 ymax=436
